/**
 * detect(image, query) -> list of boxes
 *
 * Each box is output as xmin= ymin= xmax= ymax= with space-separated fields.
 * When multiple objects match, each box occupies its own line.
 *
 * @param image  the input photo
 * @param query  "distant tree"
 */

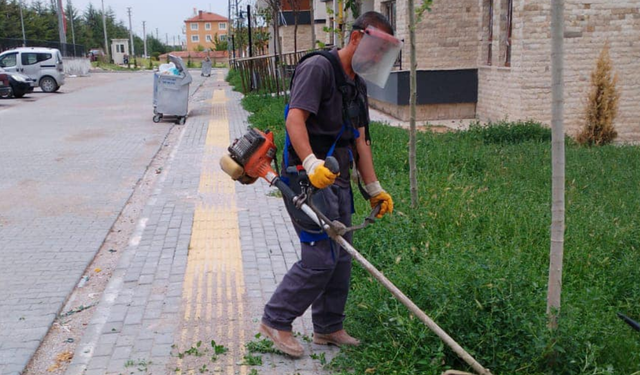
xmin=213 ymin=33 xmax=228 ymax=51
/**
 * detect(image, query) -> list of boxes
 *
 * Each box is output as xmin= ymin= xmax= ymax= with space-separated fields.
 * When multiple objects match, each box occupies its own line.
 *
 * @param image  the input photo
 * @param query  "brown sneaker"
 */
xmin=313 ymin=329 xmax=360 ymax=347
xmin=258 ymin=323 xmax=304 ymax=358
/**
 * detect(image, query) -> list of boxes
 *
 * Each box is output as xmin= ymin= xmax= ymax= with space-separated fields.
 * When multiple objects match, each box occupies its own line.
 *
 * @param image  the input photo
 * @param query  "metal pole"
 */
xmin=156 ymin=28 xmax=159 ymax=39
xmin=228 ymin=0 xmax=232 ymax=63
xmin=235 ymin=0 xmax=239 ymax=57
xmin=101 ymin=0 xmax=109 ymax=61
xmin=19 ymin=0 xmax=26 ymax=47
xmin=165 ymin=33 xmax=168 ymax=45
xmin=247 ymin=4 xmax=252 ymax=58
xmin=143 ymin=21 xmax=147 ymax=58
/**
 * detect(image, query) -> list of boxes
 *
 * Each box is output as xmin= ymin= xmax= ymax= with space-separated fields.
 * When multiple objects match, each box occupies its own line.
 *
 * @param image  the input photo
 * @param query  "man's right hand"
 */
xmin=303 ymin=154 xmax=339 ymax=189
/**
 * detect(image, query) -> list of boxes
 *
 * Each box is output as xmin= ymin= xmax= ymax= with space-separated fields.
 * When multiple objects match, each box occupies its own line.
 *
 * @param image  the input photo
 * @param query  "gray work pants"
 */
xmin=262 ymin=184 xmax=353 ymax=334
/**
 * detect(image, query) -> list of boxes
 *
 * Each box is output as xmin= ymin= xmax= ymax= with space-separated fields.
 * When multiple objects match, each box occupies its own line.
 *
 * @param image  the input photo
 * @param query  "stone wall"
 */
xmin=279 ymin=24 xmax=329 ymax=52
xmin=392 ymin=0 xmax=480 ymax=70
xmin=369 ymin=98 xmax=476 ymax=122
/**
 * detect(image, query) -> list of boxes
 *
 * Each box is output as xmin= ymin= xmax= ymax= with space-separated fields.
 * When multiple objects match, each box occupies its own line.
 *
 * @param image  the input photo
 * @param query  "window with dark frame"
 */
xmin=382 ymin=1 xmax=396 ymax=31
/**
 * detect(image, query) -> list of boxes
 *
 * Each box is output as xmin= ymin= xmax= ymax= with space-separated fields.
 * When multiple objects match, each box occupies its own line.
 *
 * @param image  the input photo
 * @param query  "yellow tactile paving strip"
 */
xmin=175 ymin=81 xmax=248 ymax=375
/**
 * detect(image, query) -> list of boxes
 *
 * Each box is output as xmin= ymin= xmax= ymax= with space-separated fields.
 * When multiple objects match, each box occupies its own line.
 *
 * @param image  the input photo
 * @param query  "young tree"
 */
xmin=290 ymin=0 xmax=300 ymax=53
xmin=547 ymin=0 xmax=565 ymax=332
xmin=407 ymin=0 xmax=433 ymax=208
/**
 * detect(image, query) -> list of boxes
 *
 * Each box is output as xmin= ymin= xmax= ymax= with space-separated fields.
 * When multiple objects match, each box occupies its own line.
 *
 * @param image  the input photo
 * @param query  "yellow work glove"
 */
xmin=303 ymin=154 xmax=339 ymax=189
xmin=364 ymin=181 xmax=394 ymax=219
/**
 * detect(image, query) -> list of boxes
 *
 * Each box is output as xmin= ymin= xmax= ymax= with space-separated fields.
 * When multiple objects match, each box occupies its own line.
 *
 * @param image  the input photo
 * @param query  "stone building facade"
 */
xmin=368 ymin=0 xmax=640 ymax=142
xmin=257 ymin=0 xmax=639 ymax=141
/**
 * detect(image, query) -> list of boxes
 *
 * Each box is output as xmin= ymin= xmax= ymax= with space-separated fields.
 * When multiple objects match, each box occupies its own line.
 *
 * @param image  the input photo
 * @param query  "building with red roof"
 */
xmin=184 ymin=10 xmax=229 ymax=52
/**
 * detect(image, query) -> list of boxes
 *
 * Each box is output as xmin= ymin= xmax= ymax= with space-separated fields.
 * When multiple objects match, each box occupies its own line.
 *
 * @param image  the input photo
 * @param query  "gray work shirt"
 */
xmin=287 ymin=48 xmax=369 ymax=188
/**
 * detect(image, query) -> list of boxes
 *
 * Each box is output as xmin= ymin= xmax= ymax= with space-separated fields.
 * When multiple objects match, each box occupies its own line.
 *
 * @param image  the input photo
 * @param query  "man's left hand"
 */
xmin=364 ymin=181 xmax=394 ymax=219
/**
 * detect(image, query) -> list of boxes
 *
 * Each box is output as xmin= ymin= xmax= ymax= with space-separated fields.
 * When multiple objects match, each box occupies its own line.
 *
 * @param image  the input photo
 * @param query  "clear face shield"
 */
xmin=351 ymin=26 xmax=403 ymax=88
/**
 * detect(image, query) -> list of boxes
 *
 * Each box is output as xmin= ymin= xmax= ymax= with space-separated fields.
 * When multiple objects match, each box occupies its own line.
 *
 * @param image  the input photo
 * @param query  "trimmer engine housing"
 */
xmin=221 ymin=128 xmax=277 ymax=185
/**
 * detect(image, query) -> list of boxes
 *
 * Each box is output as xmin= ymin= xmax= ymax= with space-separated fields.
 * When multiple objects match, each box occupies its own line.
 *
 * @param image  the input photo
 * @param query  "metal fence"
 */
xmin=0 ymin=38 xmax=86 ymax=57
xmin=231 ymin=49 xmax=326 ymax=95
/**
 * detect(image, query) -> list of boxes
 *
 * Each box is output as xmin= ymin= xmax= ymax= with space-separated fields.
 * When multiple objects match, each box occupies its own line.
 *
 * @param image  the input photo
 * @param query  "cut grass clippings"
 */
xmin=230 ymin=72 xmax=640 ymax=374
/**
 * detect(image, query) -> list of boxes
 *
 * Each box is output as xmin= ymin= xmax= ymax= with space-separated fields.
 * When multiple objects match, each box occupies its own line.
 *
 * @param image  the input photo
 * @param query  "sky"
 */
xmin=41 ymin=0 xmax=246 ymax=46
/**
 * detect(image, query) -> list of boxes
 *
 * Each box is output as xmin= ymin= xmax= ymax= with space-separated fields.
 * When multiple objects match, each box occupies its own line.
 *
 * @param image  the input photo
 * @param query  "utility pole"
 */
xmin=56 ymin=0 xmax=67 ymax=54
xmin=101 ymin=0 xmax=109 ymax=61
xmin=156 ymin=28 xmax=159 ymax=40
xmin=127 ymin=8 xmax=135 ymax=56
xmin=142 ymin=21 xmax=147 ymax=58
xmin=19 ymin=0 xmax=26 ymax=47
xmin=127 ymin=7 xmax=136 ymax=67
xmin=165 ymin=33 xmax=168 ymax=45
xmin=68 ymin=0 xmax=77 ymax=56
xmin=173 ymin=36 xmax=176 ymax=47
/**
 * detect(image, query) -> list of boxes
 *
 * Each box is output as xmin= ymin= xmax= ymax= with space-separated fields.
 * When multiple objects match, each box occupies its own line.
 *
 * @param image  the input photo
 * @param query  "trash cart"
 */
xmin=153 ymin=55 xmax=192 ymax=125
xmin=201 ymin=58 xmax=212 ymax=77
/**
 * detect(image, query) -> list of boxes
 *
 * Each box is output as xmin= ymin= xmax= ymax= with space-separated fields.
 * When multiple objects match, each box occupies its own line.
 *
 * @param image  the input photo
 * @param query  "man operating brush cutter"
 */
xmin=220 ymin=11 xmax=493 ymax=375
xmin=257 ymin=12 xmax=400 ymax=358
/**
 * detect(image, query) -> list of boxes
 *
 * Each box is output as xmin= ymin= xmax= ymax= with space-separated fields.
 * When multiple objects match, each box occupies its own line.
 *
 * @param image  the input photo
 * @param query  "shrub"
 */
xmin=467 ymin=120 xmax=552 ymax=144
xmin=577 ymin=44 xmax=620 ymax=146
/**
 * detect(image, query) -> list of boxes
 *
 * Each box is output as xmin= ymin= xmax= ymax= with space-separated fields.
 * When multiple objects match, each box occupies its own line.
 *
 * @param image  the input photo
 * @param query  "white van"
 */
xmin=0 ymin=47 xmax=65 ymax=92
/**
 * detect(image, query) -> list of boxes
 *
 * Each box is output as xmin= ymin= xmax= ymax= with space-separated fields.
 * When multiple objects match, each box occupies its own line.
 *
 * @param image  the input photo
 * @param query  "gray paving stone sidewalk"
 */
xmin=64 ymin=70 xmax=337 ymax=375
xmin=0 ymin=72 xmax=205 ymax=375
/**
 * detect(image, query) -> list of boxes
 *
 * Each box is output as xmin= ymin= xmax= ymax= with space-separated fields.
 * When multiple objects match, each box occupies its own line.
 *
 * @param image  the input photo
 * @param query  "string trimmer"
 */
xmin=220 ymin=128 xmax=493 ymax=375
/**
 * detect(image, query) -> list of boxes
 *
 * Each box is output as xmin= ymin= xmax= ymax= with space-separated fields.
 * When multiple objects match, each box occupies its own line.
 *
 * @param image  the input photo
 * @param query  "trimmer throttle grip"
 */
xmin=273 ymin=178 xmax=297 ymax=202
xmin=324 ymin=156 xmax=340 ymax=175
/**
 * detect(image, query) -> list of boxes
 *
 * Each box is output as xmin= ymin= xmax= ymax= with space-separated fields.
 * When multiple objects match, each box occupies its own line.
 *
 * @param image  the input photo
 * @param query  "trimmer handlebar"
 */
xmin=324 ymin=156 xmax=340 ymax=174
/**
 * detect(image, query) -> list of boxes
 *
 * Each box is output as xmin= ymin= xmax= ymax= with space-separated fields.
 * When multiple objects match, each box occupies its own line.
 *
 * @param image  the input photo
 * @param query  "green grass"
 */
xmin=232 ymin=73 xmax=640 ymax=374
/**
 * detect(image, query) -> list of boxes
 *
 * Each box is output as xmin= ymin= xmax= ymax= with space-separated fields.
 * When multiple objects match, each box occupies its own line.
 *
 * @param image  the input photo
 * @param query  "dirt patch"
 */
xmin=22 ymin=123 xmax=184 ymax=375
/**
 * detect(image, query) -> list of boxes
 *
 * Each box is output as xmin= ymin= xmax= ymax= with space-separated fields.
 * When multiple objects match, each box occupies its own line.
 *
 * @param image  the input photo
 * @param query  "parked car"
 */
xmin=0 ymin=47 xmax=65 ymax=93
xmin=0 ymin=73 xmax=10 ymax=97
xmin=0 ymin=68 xmax=36 ymax=98
xmin=88 ymin=49 xmax=105 ymax=62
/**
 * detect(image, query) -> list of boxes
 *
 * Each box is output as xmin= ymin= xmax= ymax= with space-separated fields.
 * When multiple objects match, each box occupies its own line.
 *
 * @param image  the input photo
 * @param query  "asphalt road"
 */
xmin=0 ymin=71 xmax=204 ymax=375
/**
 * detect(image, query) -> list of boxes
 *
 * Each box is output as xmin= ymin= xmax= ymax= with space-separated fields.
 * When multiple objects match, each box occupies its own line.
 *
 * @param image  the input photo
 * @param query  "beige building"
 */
xmin=365 ymin=0 xmax=640 ymax=142
xmin=264 ymin=0 xmax=640 ymax=142
xmin=184 ymin=11 xmax=229 ymax=52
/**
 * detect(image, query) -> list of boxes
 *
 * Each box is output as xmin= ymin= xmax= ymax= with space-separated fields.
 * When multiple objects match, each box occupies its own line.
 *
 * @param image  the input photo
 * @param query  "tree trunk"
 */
xmin=547 ymin=0 xmax=565 ymax=331
xmin=310 ymin=0 xmax=316 ymax=49
xmin=408 ymin=0 xmax=418 ymax=208
xmin=294 ymin=11 xmax=298 ymax=53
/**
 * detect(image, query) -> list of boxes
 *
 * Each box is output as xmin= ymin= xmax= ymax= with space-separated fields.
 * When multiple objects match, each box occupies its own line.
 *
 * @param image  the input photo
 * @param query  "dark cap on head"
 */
xmin=352 ymin=11 xmax=394 ymax=36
